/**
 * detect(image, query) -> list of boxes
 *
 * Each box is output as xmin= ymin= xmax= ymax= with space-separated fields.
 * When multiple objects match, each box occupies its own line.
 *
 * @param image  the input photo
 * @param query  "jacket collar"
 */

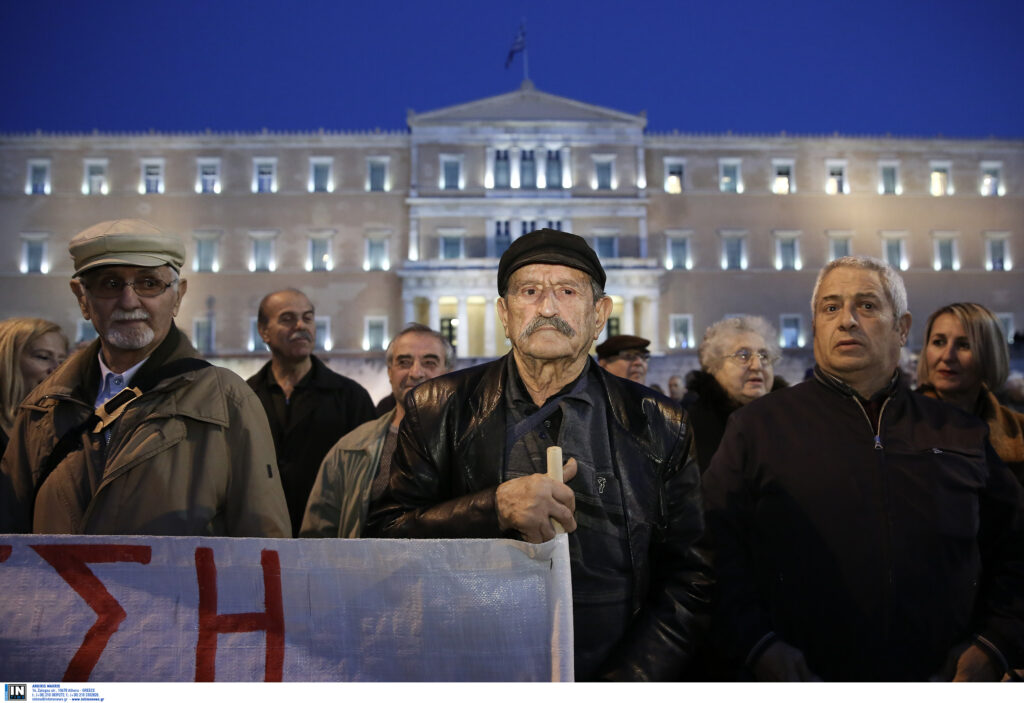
xmin=813 ymin=364 xmax=903 ymax=403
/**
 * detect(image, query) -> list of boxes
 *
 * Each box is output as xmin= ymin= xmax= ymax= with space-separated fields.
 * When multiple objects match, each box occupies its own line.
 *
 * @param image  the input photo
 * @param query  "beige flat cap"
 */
xmin=69 ymin=219 xmax=186 ymax=276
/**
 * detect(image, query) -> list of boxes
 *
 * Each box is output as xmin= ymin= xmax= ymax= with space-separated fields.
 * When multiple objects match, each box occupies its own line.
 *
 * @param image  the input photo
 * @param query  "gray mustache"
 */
xmin=520 ymin=316 xmax=576 ymax=340
xmin=111 ymin=310 xmax=150 ymax=321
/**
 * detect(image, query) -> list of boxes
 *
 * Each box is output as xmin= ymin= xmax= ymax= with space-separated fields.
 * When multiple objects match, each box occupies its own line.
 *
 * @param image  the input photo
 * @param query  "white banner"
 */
xmin=0 ymin=534 xmax=573 ymax=682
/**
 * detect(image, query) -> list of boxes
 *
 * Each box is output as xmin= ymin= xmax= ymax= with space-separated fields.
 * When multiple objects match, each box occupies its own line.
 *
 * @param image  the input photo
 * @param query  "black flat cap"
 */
xmin=497 ymin=228 xmax=606 ymax=296
xmin=595 ymin=335 xmax=651 ymax=359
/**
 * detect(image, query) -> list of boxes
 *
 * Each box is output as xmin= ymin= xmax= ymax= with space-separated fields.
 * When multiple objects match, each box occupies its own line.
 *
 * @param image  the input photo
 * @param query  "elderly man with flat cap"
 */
xmin=0 ymin=219 xmax=290 ymax=537
xmin=366 ymin=228 xmax=712 ymax=681
xmin=597 ymin=334 xmax=651 ymax=385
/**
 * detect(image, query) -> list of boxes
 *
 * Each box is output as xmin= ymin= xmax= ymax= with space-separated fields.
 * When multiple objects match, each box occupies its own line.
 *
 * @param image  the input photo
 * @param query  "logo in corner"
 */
xmin=4 ymin=684 xmax=27 ymax=701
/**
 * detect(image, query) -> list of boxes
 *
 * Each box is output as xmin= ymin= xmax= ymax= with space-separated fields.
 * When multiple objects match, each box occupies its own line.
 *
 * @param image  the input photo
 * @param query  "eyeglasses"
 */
xmin=614 ymin=350 xmax=650 ymax=363
xmin=83 ymin=275 xmax=176 ymax=299
xmin=725 ymin=348 xmax=776 ymax=366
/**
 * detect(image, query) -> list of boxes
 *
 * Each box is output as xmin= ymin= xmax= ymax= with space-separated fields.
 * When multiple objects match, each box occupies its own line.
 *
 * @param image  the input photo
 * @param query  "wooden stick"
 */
xmin=546 ymin=446 xmax=565 ymax=535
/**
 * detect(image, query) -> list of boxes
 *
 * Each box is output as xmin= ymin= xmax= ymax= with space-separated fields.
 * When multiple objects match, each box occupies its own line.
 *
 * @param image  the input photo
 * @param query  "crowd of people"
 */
xmin=1 ymin=218 xmax=1023 ymax=682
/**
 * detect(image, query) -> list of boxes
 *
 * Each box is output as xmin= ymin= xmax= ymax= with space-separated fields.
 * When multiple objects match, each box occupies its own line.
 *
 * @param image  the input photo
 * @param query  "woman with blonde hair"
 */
xmin=917 ymin=302 xmax=1024 ymax=481
xmin=0 ymin=317 xmax=68 ymax=453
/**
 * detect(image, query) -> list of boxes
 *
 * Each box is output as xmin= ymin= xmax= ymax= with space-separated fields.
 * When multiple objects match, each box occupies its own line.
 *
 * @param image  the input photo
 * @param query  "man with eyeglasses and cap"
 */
xmin=0 ymin=219 xmax=291 ymax=537
xmin=596 ymin=335 xmax=651 ymax=385
xmin=367 ymin=228 xmax=712 ymax=681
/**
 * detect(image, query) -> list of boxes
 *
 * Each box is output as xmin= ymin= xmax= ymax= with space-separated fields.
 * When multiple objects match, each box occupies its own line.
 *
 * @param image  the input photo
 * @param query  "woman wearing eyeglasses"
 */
xmin=685 ymin=316 xmax=784 ymax=472
xmin=916 ymin=302 xmax=1024 ymax=482
xmin=0 ymin=318 xmax=68 ymax=455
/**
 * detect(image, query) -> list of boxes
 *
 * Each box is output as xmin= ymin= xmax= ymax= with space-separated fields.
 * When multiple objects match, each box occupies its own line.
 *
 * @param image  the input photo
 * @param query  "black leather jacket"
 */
xmin=366 ymin=355 xmax=713 ymax=680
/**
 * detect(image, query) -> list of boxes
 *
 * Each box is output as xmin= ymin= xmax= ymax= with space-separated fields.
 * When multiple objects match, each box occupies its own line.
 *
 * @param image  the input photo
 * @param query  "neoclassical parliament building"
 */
xmin=1 ymin=81 xmax=1021 ymax=388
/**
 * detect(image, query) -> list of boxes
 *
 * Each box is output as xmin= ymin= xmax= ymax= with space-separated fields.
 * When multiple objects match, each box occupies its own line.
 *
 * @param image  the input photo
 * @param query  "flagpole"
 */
xmin=522 ymin=21 xmax=529 ymax=83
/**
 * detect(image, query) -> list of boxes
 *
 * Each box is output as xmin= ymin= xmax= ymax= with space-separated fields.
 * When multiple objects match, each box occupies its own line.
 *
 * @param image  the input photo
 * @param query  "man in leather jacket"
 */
xmin=366 ymin=229 xmax=712 ymax=681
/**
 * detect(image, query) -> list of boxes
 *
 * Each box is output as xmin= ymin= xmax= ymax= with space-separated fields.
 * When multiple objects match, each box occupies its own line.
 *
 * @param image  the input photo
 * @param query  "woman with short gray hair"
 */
xmin=687 ymin=315 xmax=784 ymax=471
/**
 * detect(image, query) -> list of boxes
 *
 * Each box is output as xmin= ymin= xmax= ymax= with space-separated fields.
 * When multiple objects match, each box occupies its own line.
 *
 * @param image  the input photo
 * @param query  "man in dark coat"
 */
xmin=703 ymin=256 xmax=1024 ymax=681
xmin=247 ymin=288 xmax=375 ymax=536
xmin=367 ymin=229 xmax=712 ymax=681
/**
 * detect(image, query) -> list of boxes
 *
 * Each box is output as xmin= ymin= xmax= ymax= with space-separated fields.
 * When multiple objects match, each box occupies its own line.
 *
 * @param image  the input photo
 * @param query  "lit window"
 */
xmin=546 ymin=150 xmax=564 ymax=189
xmin=308 ymin=234 xmax=333 ymax=272
xmin=249 ymin=231 xmax=277 ymax=272
xmin=20 ymin=233 xmax=49 ymax=274
xmin=881 ymin=232 xmax=909 ymax=271
xmin=930 ymin=161 xmax=952 ymax=196
xmin=27 ymin=159 xmax=51 ymax=195
xmin=440 ymin=155 xmax=463 ymax=190
xmin=315 ymin=317 xmax=332 ymax=352
xmin=253 ymin=158 xmax=277 ymax=193
xmin=719 ymin=159 xmax=742 ymax=193
xmin=365 ymin=237 xmax=389 ymax=271
xmin=593 ymin=156 xmax=615 ymax=190
xmin=669 ymin=314 xmax=694 ymax=349
xmin=780 ymin=315 xmax=802 ymax=348
xmin=494 ymin=150 xmax=510 ymax=189
xmin=309 ymin=158 xmax=333 ymax=193
xmin=364 ymin=317 xmax=387 ymax=351
xmin=140 ymin=158 xmax=164 ymax=194
xmin=196 ymin=158 xmax=221 ymax=194
xmin=605 ymin=317 xmax=620 ymax=337
xmin=878 ymin=161 xmax=900 ymax=195
xmin=367 ymin=157 xmax=389 ymax=192
xmin=774 ymin=231 xmax=802 ymax=270
xmin=83 ymin=159 xmax=109 ymax=195
xmin=932 ymin=232 xmax=959 ymax=271
xmin=980 ymin=161 xmax=1004 ymax=197
xmin=193 ymin=318 xmax=215 ymax=355
xmin=520 ymin=150 xmax=536 ymax=189
xmin=825 ymin=160 xmax=848 ymax=195
xmin=720 ymin=231 xmax=747 ymax=270
xmin=193 ymin=231 xmax=221 ymax=273
xmin=985 ymin=232 xmax=1012 ymax=272
xmin=772 ymin=159 xmax=795 ymax=194
xmin=827 ymin=231 xmax=852 ymax=261
xmin=664 ymin=159 xmax=684 ymax=194
xmin=665 ymin=230 xmax=692 ymax=270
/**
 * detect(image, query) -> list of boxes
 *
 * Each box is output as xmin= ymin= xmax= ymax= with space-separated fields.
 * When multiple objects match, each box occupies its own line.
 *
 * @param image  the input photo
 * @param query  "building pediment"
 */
xmin=408 ymin=80 xmax=646 ymax=129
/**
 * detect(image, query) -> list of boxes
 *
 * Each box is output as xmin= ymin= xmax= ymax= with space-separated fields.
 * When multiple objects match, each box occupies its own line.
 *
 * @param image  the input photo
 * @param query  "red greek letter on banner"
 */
xmin=194 ymin=547 xmax=284 ymax=682
xmin=32 ymin=544 xmax=152 ymax=681
xmin=0 ymin=545 xmax=11 ymax=562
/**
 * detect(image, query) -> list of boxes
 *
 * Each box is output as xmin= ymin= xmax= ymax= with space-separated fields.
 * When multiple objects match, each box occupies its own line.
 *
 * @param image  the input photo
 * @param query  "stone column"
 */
xmin=510 ymin=146 xmax=521 ymax=189
xmin=408 ymin=217 xmax=420 ymax=261
xmin=456 ymin=297 xmax=469 ymax=356
xmin=638 ymin=216 xmax=648 ymax=259
xmin=622 ymin=295 xmax=635 ymax=335
xmin=428 ymin=295 xmax=440 ymax=332
xmin=485 ymin=147 xmax=496 ymax=190
xmin=648 ymin=296 xmax=661 ymax=353
xmin=560 ymin=146 xmax=572 ymax=189
xmin=403 ymin=297 xmax=416 ymax=326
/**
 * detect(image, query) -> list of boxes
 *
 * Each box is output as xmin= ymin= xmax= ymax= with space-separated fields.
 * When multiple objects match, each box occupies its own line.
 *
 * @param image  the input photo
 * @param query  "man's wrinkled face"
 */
xmin=599 ymin=348 xmax=649 ymax=383
xmin=260 ymin=291 xmax=315 ymax=362
xmin=497 ymin=264 xmax=610 ymax=363
xmin=387 ymin=332 xmax=448 ymax=407
xmin=72 ymin=265 xmax=185 ymax=357
xmin=813 ymin=267 xmax=909 ymax=384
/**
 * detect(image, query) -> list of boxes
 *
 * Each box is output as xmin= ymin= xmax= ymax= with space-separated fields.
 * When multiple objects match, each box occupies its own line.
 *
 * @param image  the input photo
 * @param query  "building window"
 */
xmin=932 ymin=232 xmax=959 ymax=271
xmin=440 ymin=155 xmax=463 ymax=190
xmin=140 ymin=158 xmax=165 ymax=194
xmin=980 ymin=161 xmax=1004 ymax=197
xmin=364 ymin=317 xmax=387 ymax=351
xmin=193 ymin=318 xmax=215 ymax=355
xmin=196 ymin=158 xmax=221 ymax=194
xmin=720 ymin=231 xmax=747 ymax=270
xmin=365 ymin=237 xmax=390 ymax=271
xmin=520 ymin=150 xmax=536 ymax=189
xmin=825 ymin=160 xmax=848 ymax=195
xmin=76 ymin=320 xmax=98 ymax=345
xmin=520 ymin=219 xmax=536 ymax=236
xmin=439 ymin=232 xmax=465 ymax=260
xmin=493 ymin=150 xmax=511 ymax=189
xmin=881 ymin=232 xmax=909 ymax=271
xmin=594 ymin=234 xmax=618 ymax=259
xmin=253 ymin=158 xmax=277 ymax=193
xmin=546 ymin=150 xmax=564 ymax=189
xmin=780 ymin=315 xmax=802 ymax=348
xmin=249 ymin=231 xmax=276 ymax=272
xmin=985 ymin=232 xmax=1012 ymax=272
xmin=315 ymin=317 xmax=332 ymax=352
xmin=367 ymin=157 xmax=389 ymax=192
xmin=20 ymin=233 xmax=48 ymax=274
xmin=27 ymin=159 xmax=51 ymax=195
xmin=772 ymin=159 xmax=795 ymax=194
xmin=719 ymin=159 xmax=742 ymax=193
xmin=193 ymin=231 xmax=221 ymax=273
xmin=996 ymin=314 xmax=1015 ymax=344
xmin=664 ymin=159 xmax=685 ymax=194
xmin=878 ymin=161 xmax=900 ymax=195
xmin=669 ymin=314 xmax=694 ymax=349
xmin=309 ymin=157 xmax=333 ymax=193
xmin=774 ymin=231 xmax=801 ymax=270
xmin=930 ymin=161 xmax=953 ymax=196
xmin=593 ymin=156 xmax=615 ymax=190
xmin=494 ymin=220 xmax=511 ymax=257
xmin=827 ymin=231 xmax=852 ymax=261
xmin=307 ymin=233 xmax=334 ymax=272
xmin=83 ymin=159 xmax=109 ymax=195
xmin=665 ymin=230 xmax=692 ymax=270
xmin=248 ymin=318 xmax=267 ymax=352
xmin=605 ymin=317 xmax=621 ymax=337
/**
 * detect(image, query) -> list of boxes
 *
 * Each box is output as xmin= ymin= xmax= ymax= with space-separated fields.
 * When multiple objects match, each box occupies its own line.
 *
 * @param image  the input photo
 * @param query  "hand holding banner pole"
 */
xmin=546 ymin=446 xmax=565 ymax=535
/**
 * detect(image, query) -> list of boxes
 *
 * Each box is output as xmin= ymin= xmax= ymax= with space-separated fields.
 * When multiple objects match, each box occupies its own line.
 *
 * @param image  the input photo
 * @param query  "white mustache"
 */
xmin=289 ymin=332 xmax=313 ymax=342
xmin=111 ymin=310 xmax=150 ymax=321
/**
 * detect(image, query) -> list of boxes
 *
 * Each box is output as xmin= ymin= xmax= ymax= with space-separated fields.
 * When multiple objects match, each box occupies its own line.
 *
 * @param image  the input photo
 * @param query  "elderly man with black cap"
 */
xmin=0 ymin=219 xmax=290 ymax=537
xmin=366 ymin=228 xmax=712 ymax=681
xmin=596 ymin=334 xmax=651 ymax=385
